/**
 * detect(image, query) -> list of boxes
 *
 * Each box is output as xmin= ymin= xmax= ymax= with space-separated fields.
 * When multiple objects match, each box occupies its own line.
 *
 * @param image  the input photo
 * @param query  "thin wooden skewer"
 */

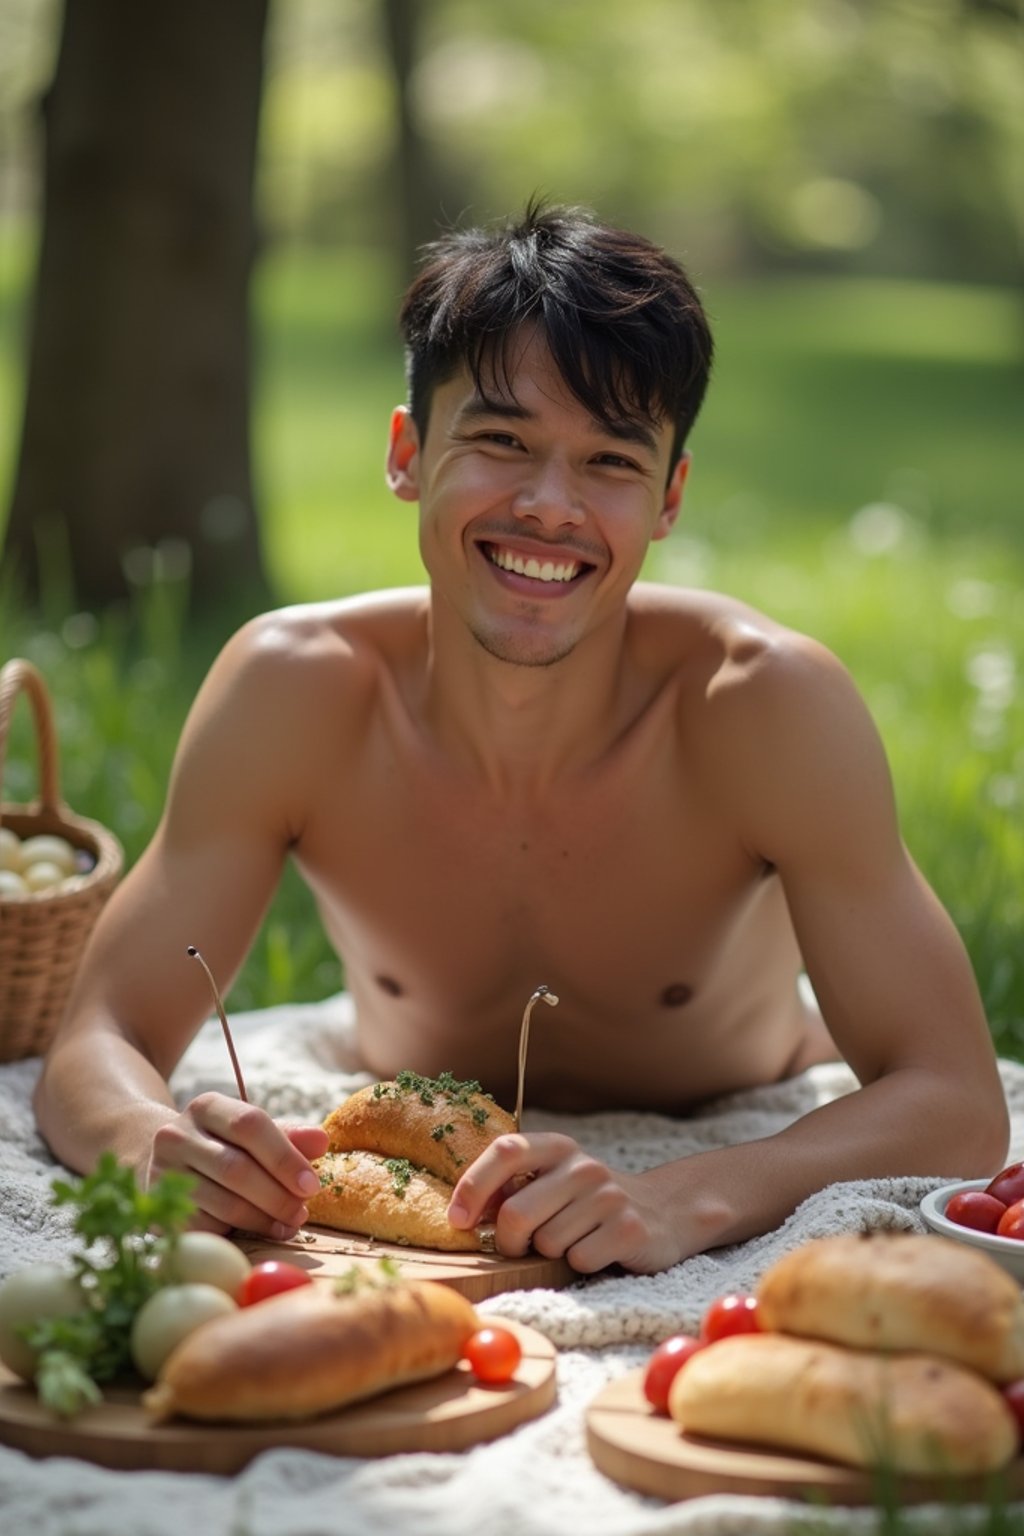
xmin=514 ymin=984 xmax=559 ymax=1132
xmin=187 ymin=944 xmax=249 ymax=1102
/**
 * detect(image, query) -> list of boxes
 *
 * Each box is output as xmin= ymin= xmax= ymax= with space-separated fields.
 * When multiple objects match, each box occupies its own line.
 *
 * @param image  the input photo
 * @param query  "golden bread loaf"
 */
xmin=309 ymin=1070 xmax=515 ymax=1250
xmin=756 ymin=1232 xmax=1024 ymax=1383
xmin=322 ymin=1072 xmax=515 ymax=1181
xmin=668 ymin=1332 xmax=1018 ymax=1477
xmin=143 ymin=1276 xmax=479 ymax=1424
xmin=306 ymin=1150 xmax=486 ymax=1251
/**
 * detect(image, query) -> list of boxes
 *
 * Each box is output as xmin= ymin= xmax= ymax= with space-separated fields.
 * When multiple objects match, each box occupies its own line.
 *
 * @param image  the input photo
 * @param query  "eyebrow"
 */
xmin=452 ymin=393 xmax=660 ymax=454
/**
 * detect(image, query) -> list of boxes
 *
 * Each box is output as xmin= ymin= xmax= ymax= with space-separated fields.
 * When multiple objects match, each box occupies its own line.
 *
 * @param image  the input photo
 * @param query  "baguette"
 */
xmin=307 ymin=1150 xmax=488 ymax=1251
xmin=668 ymin=1332 xmax=1018 ymax=1477
xmin=757 ymin=1232 xmax=1024 ymax=1383
xmin=322 ymin=1071 xmax=515 ymax=1182
xmin=143 ymin=1276 xmax=479 ymax=1424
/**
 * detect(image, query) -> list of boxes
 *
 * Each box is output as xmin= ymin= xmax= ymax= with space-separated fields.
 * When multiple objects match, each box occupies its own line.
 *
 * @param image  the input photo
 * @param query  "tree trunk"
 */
xmin=380 ymin=0 xmax=437 ymax=283
xmin=3 ymin=0 xmax=272 ymax=615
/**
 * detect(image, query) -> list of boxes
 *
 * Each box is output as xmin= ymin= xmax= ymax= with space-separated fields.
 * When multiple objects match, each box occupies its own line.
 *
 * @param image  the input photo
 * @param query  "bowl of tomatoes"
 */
xmin=920 ymin=1160 xmax=1024 ymax=1282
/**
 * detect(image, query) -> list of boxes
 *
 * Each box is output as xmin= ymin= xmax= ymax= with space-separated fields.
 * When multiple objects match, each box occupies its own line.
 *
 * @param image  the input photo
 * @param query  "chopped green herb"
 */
xmin=384 ymin=1157 xmax=415 ymax=1199
xmin=24 ymin=1152 xmax=196 ymax=1418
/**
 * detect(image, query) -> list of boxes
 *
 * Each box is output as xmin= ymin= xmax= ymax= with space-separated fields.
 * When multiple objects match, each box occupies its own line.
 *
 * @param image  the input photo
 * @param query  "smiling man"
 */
xmin=34 ymin=201 xmax=1008 ymax=1275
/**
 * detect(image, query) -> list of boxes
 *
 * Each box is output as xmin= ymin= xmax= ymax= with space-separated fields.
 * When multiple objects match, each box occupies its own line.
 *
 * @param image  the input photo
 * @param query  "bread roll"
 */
xmin=143 ymin=1276 xmax=479 ymax=1423
xmin=668 ymin=1333 xmax=1018 ymax=1477
xmin=323 ymin=1072 xmax=515 ymax=1182
xmin=757 ymin=1233 xmax=1024 ymax=1383
xmin=307 ymin=1150 xmax=489 ymax=1251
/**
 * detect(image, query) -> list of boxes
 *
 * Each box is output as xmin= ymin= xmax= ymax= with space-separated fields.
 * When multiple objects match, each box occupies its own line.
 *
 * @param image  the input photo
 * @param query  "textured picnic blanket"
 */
xmin=2 ymin=993 xmax=1022 ymax=1536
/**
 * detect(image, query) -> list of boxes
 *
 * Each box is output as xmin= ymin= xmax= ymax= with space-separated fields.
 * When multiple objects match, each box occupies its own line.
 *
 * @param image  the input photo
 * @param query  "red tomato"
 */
xmin=996 ymin=1199 xmax=1024 ymax=1242
xmin=642 ymin=1334 xmax=704 ymax=1414
xmin=239 ymin=1261 xmax=314 ymax=1305
xmin=700 ymin=1294 xmax=761 ymax=1344
xmin=1004 ymin=1380 xmax=1024 ymax=1444
xmin=944 ymin=1190 xmax=1007 ymax=1234
xmin=986 ymin=1162 xmax=1024 ymax=1208
xmin=463 ymin=1326 xmax=522 ymax=1384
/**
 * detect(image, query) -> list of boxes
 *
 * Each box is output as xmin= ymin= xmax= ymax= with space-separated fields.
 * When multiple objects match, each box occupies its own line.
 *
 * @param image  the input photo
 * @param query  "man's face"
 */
xmin=386 ymin=326 xmax=687 ymax=668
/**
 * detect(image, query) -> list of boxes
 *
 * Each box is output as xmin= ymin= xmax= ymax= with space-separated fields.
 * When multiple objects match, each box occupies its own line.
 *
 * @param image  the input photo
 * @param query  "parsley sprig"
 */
xmin=24 ymin=1152 xmax=196 ymax=1418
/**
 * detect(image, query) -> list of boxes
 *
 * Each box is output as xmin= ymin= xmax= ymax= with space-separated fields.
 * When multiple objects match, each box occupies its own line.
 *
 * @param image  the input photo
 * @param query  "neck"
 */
xmin=422 ymin=597 xmax=632 ymax=793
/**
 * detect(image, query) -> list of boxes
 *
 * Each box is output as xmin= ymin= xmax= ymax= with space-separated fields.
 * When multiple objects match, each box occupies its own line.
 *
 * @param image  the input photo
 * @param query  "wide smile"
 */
xmin=479 ymin=540 xmax=594 ymax=591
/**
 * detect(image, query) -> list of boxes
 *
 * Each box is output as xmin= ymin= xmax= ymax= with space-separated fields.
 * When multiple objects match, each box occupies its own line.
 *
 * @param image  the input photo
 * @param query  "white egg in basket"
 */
xmin=920 ymin=1178 xmax=1024 ymax=1283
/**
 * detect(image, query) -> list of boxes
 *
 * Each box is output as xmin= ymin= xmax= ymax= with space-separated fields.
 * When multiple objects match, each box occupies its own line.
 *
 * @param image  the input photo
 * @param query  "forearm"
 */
xmin=653 ymin=1065 xmax=1009 ymax=1257
xmin=34 ymin=1024 xmax=181 ymax=1181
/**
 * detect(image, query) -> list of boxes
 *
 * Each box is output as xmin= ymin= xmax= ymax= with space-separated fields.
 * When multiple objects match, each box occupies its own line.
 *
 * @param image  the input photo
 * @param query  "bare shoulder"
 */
xmin=631 ymin=583 xmax=893 ymax=861
xmin=223 ymin=587 xmax=430 ymax=681
xmin=629 ymin=580 xmax=846 ymax=699
xmin=169 ymin=589 xmax=429 ymax=821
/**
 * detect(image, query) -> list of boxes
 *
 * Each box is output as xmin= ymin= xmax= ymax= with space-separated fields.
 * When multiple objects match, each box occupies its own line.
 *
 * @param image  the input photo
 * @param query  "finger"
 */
xmin=447 ymin=1133 xmax=572 ymax=1228
xmin=153 ymin=1114 xmax=310 ymax=1231
xmin=284 ymin=1124 xmax=330 ymax=1160
xmin=188 ymin=1093 xmax=324 ymax=1202
xmin=175 ymin=1167 xmax=307 ymax=1241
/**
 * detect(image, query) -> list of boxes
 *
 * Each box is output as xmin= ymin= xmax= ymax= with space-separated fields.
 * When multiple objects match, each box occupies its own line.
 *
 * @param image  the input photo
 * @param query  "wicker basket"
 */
xmin=0 ymin=657 xmax=124 ymax=1062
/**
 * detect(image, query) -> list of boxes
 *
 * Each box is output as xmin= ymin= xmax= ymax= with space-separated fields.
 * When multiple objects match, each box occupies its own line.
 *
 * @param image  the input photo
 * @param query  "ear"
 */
xmin=385 ymin=407 xmax=421 ymax=501
xmin=651 ymin=452 xmax=690 ymax=542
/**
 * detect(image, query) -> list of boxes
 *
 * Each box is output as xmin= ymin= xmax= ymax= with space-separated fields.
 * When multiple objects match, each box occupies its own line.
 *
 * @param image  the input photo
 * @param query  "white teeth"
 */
xmin=489 ymin=547 xmax=579 ymax=582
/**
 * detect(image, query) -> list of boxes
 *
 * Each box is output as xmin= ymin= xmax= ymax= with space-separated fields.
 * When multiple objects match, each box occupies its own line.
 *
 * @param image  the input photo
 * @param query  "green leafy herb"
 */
xmin=384 ymin=1157 xmax=414 ymax=1199
xmin=332 ymin=1257 xmax=403 ymax=1296
xmin=24 ymin=1152 xmax=196 ymax=1418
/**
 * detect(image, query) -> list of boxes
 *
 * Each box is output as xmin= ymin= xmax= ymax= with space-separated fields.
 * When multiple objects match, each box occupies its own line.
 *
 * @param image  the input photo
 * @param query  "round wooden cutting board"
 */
xmin=0 ymin=1320 xmax=555 ymax=1474
xmin=586 ymin=1369 xmax=1024 ymax=1507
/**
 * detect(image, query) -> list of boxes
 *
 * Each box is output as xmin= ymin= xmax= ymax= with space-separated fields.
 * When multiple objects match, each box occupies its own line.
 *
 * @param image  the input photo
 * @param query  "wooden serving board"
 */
xmin=586 ymin=1369 xmax=1024 ymax=1507
xmin=235 ymin=1222 xmax=576 ymax=1302
xmin=0 ymin=1320 xmax=556 ymax=1474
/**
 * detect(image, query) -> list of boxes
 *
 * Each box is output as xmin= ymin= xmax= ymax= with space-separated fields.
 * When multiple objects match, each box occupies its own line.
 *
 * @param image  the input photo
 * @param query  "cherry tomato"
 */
xmin=239 ymin=1261 xmax=314 ymax=1305
xmin=463 ymin=1326 xmax=522 ymax=1384
xmin=996 ymin=1199 xmax=1024 ymax=1242
xmin=944 ymin=1190 xmax=1006 ymax=1234
xmin=700 ymin=1293 xmax=761 ymax=1344
xmin=1004 ymin=1380 xmax=1024 ymax=1444
xmin=642 ymin=1334 xmax=704 ymax=1414
xmin=986 ymin=1162 xmax=1024 ymax=1208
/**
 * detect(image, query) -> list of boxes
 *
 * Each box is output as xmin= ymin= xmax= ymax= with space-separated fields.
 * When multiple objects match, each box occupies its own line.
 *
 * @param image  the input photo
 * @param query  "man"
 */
xmin=34 ymin=203 xmax=1007 ymax=1275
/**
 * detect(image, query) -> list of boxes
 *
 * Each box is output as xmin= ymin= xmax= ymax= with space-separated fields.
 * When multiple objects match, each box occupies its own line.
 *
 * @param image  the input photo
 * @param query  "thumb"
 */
xmin=284 ymin=1124 xmax=330 ymax=1160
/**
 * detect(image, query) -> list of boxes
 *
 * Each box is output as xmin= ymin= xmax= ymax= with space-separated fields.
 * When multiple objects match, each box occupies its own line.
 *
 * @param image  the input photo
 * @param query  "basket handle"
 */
xmin=0 ymin=658 xmax=62 ymax=823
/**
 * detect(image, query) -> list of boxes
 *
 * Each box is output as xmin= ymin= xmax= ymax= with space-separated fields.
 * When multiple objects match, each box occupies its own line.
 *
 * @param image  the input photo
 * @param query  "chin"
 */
xmin=472 ymin=631 xmax=576 ymax=668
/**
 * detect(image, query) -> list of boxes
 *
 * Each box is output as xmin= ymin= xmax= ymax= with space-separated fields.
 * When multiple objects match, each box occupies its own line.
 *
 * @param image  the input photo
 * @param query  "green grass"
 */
xmin=1 ymin=239 xmax=1022 ymax=1050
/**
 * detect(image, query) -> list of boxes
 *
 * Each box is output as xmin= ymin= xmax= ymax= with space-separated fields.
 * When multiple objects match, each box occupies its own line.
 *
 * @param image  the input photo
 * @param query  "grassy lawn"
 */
xmin=1 ymin=241 xmax=1022 ymax=1053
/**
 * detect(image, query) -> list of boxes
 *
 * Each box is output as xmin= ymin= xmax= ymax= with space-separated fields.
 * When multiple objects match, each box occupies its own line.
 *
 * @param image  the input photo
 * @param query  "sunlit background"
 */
xmin=0 ymin=0 xmax=1020 ymax=1037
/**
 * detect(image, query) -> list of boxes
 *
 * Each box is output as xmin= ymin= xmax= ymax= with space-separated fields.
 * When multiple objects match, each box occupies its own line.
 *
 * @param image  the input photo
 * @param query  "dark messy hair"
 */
xmin=398 ymin=199 xmax=714 ymax=472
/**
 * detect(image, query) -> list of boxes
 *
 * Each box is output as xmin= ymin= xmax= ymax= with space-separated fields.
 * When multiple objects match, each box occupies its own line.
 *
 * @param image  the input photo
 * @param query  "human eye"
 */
xmin=592 ymin=450 xmax=645 ymax=473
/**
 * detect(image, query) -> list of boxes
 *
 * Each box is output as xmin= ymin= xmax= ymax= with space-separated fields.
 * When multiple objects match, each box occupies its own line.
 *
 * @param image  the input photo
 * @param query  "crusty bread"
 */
xmin=322 ymin=1072 xmax=515 ymax=1182
xmin=143 ymin=1277 xmax=479 ymax=1424
xmin=756 ymin=1232 xmax=1024 ymax=1383
xmin=307 ymin=1149 xmax=487 ymax=1250
xmin=668 ymin=1332 xmax=1018 ymax=1476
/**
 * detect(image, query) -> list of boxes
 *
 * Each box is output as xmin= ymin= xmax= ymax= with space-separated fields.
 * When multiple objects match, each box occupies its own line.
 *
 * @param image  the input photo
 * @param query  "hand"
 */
xmin=445 ymin=1131 xmax=685 ymax=1275
xmin=147 ymin=1092 xmax=329 ymax=1241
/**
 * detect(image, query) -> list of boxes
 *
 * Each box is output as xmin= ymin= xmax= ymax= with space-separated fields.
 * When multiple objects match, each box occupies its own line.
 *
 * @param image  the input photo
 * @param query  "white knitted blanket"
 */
xmin=2 ymin=993 xmax=1023 ymax=1536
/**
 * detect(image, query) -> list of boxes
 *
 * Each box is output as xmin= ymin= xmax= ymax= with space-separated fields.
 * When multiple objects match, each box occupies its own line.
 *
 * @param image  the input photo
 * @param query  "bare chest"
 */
xmin=292 ymin=730 xmax=801 ymax=1108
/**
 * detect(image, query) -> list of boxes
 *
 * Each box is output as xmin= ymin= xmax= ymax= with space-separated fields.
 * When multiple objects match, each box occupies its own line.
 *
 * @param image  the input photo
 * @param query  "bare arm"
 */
xmin=33 ymin=614 xmax=337 ymax=1236
xmin=448 ymin=635 xmax=1008 ymax=1272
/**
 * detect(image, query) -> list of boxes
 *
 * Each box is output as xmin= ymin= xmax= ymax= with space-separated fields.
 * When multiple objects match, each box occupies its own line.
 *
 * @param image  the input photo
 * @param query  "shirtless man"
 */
xmin=34 ymin=202 xmax=1008 ymax=1275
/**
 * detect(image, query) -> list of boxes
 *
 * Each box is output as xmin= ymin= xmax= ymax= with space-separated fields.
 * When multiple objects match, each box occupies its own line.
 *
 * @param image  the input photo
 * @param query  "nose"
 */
xmin=511 ymin=457 xmax=585 ymax=530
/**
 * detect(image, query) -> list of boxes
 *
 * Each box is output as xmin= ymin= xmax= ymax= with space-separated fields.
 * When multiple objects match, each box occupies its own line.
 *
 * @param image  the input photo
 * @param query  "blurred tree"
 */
xmin=380 ymin=0 xmax=443 ymax=280
xmin=3 ymin=0 xmax=272 ymax=615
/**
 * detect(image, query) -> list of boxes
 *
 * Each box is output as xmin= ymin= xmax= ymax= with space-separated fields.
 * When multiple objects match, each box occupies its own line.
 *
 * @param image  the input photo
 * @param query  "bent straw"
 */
xmin=514 ymin=984 xmax=559 ymax=1132
xmin=187 ymin=945 xmax=249 ymax=1102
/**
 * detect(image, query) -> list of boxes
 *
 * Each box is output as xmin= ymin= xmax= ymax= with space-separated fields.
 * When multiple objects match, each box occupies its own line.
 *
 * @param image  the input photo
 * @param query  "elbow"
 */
xmin=949 ymin=1084 xmax=1010 ymax=1179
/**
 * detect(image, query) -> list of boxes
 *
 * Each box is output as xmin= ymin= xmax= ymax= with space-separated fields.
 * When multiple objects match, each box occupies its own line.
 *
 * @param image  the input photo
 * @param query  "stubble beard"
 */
xmin=468 ymin=618 xmax=577 ymax=669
